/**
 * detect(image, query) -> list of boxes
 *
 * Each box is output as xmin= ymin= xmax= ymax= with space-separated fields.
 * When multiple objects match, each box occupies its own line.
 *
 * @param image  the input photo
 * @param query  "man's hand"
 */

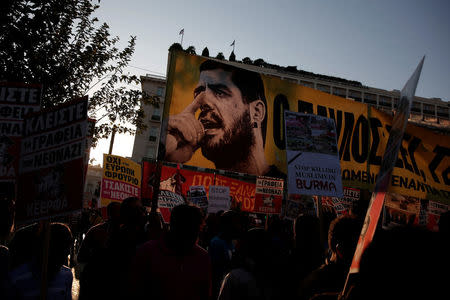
xmin=165 ymin=98 xmax=204 ymax=162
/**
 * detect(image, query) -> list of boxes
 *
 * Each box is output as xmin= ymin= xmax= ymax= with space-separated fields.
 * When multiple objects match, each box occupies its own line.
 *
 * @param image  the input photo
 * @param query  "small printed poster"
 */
xmin=100 ymin=154 xmax=141 ymax=207
xmin=284 ymin=111 xmax=343 ymax=197
xmin=188 ymin=185 xmax=208 ymax=208
xmin=254 ymin=176 xmax=284 ymax=214
xmin=208 ymin=185 xmax=230 ymax=213
xmin=284 ymin=194 xmax=316 ymax=220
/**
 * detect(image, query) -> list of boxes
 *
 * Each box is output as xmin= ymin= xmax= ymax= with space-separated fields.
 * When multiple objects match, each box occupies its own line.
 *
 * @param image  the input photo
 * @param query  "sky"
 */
xmin=89 ymin=0 xmax=450 ymax=165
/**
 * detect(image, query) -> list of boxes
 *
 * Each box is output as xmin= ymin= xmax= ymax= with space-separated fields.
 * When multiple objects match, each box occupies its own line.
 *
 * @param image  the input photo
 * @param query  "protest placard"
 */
xmin=254 ymin=176 xmax=284 ymax=214
xmin=208 ymin=185 xmax=230 ymax=213
xmin=284 ymin=111 xmax=343 ymax=198
xmin=100 ymin=154 xmax=141 ymax=207
xmin=188 ymin=185 xmax=208 ymax=208
xmin=16 ymin=97 xmax=87 ymax=223
xmin=0 ymin=83 xmax=42 ymax=202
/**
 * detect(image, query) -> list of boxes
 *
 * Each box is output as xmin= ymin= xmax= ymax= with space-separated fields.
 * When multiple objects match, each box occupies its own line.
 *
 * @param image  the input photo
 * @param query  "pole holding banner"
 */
xmin=342 ymin=57 xmax=425 ymax=296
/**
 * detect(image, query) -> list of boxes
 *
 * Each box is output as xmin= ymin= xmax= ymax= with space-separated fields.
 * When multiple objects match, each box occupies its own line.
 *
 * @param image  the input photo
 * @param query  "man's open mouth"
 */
xmin=200 ymin=119 xmax=221 ymax=130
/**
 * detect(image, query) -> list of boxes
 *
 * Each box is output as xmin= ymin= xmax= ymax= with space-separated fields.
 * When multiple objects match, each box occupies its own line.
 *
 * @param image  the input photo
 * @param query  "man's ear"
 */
xmin=249 ymin=100 xmax=266 ymax=123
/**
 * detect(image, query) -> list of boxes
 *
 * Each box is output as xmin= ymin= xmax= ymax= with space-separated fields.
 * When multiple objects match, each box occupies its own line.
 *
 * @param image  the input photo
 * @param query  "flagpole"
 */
xmin=180 ymin=33 xmax=184 ymax=47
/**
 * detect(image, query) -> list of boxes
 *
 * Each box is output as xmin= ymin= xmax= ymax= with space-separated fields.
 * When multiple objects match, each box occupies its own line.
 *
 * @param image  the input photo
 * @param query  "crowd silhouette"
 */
xmin=0 ymin=195 xmax=448 ymax=300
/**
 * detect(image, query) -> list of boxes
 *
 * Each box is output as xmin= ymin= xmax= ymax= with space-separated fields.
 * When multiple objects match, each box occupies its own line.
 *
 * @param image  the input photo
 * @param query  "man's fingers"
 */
xmin=183 ymin=97 xmax=202 ymax=115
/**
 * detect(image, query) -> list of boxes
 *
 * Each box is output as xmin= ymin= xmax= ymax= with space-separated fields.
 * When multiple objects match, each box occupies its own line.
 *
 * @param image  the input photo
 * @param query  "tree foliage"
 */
xmin=229 ymin=51 xmax=236 ymax=62
xmin=0 ymin=0 xmax=144 ymax=145
xmin=169 ymin=43 xmax=183 ymax=52
xmin=242 ymin=57 xmax=253 ymax=64
xmin=201 ymin=47 xmax=209 ymax=57
xmin=185 ymin=46 xmax=196 ymax=55
xmin=216 ymin=52 xmax=225 ymax=60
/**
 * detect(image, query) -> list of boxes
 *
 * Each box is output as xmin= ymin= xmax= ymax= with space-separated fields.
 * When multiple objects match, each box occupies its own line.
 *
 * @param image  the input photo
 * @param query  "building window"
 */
xmin=332 ymin=87 xmax=346 ymax=98
xmin=156 ymin=86 xmax=164 ymax=97
xmin=317 ymin=84 xmax=330 ymax=94
xmin=151 ymin=107 xmax=161 ymax=121
xmin=411 ymin=101 xmax=421 ymax=113
xmin=379 ymin=96 xmax=392 ymax=108
xmin=393 ymin=98 xmax=399 ymax=108
xmin=284 ymin=77 xmax=298 ymax=84
xmin=364 ymin=93 xmax=376 ymax=105
xmin=423 ymin=104 xmax=435 ymax=115
xmin=300 ymin=80 xmax=314 ymax=88
xmin=148 ymin=126 xmax=158 ymax=142
xmin=437 ymin=106 xmax=449 ymax=118
xmin=348 ymin=90 xmax=362 ymax=102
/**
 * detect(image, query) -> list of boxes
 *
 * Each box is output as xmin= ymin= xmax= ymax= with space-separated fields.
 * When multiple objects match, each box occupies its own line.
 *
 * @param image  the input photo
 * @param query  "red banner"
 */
xmin=215 ymin=175 xmax=255 ymax=212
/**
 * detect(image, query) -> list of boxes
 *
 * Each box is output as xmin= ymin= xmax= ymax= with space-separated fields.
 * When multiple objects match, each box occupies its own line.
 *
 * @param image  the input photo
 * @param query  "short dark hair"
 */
xmin=199 ymin=60 xmax=268 ymax=143
xmin=328 ymin=215 xmax=362 ymax=258
xmin=170 ymin=204 xmax=204 ymax=233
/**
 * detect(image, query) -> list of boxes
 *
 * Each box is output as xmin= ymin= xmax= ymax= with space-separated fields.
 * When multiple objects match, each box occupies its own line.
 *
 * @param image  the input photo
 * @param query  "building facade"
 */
xmin=131 ymin=74 xmax=166 ymax=163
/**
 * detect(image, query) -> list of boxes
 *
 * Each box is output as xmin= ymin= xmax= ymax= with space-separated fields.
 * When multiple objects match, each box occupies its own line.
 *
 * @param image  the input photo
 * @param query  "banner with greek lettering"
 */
xmin=16 ymin=97 xmax=87 ymax=223
xmin=0 ymin=83 xmax=42 ymax=187
xmin=254 ymin=176 xmax=284 ymax=214
xmin=285 ymin=111 xmax=343 ymax=197
xmin=162 ymin=51 xmax=449 ymax=205
xmin=101 ymin=154 xmax=141 ymax=207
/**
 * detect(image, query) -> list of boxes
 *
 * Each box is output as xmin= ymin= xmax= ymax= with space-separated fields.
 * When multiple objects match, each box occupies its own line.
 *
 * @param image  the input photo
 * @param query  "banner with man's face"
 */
xmin=162 ymin=51 xmax=450 ymax=205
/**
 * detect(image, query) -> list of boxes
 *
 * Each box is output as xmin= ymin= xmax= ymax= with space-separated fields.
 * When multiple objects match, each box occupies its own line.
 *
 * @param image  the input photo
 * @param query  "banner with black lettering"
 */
xmin=16 ymin=97 xmax=87 ymax=223
xmin=101 ymin=154 xmax=141 ymax=207
xmin=162 ymin=51 xmax=449 ymax=205
xmin=0 ymin=83 xmax=42 ymax=202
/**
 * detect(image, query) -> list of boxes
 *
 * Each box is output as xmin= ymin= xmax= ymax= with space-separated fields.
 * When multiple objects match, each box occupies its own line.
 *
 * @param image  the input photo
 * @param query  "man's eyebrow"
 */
xmin=207 ymin=83 xmax=231 ymax=93
xmin=194 ymin=85 xmax=205 ymax=96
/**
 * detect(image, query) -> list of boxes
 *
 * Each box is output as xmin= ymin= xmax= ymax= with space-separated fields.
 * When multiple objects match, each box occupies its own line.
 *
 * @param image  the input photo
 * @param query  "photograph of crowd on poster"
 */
xmin=284 ymin=194 xmax=317 ymax=220
xmin=188 ymin=185 xmax=208 ymax=208
xmin=383 ymin=193 xmax=421 ymax=228
xmin=161 ymin=51 xmax=449 ymax=205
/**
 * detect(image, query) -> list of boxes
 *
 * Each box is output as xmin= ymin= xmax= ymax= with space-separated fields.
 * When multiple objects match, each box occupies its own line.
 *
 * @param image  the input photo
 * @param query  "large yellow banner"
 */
xmin=161 ymin=51 xmax=450 ymax=204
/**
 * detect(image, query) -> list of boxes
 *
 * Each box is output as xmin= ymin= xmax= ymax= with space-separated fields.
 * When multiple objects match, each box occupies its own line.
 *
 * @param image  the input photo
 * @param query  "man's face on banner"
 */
xmin=194 ymin=69 xmax=255 ymax=163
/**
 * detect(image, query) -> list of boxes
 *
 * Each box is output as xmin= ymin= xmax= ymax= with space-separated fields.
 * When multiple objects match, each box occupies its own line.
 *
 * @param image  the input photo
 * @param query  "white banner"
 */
xmin=208 ymin=185 xmax=230 ymax=213
xmin=284 ymin=111 xmax=343 ymax=197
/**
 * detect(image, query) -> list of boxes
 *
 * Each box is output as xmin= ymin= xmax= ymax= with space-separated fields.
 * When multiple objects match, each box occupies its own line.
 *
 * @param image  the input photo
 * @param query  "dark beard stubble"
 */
xmin=200 ymin=111 xmax=255 ymax=170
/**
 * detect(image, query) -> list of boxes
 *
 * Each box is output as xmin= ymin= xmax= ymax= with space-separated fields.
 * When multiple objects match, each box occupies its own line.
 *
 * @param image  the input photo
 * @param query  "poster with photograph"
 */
xmin=383 ymin=193 xmax=420 ymax=228
xmin=284 ymin=194 xmax=317 ymax=220
xmin=188 ymin=185 xmax=208 ymax=208
xmin=284 ymin=111 xmax=343 ymax=197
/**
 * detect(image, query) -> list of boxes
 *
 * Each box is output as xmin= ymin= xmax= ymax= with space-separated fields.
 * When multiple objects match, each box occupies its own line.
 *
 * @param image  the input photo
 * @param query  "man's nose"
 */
xmin=196 ymin=86 xmax=216 ymax=110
